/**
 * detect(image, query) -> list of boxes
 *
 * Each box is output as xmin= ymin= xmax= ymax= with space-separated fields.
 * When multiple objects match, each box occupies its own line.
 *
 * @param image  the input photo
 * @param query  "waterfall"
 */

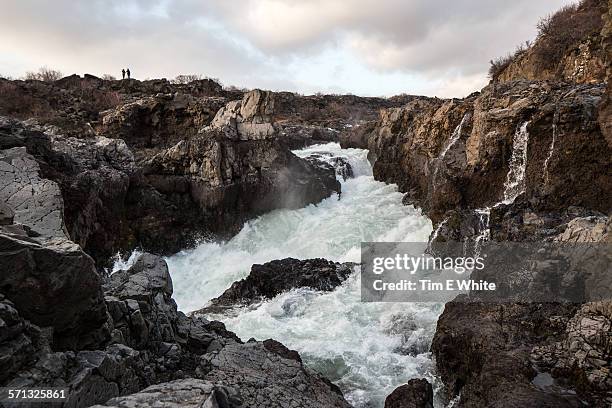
xmin=166 ymin=143 xmax=437 ymax=408
xmin=467 ymin=121 xmax=529 ymax=252
xmin=432 ymin=113 xmax=470 ymax=185
xmin=429 ymin=217 xmax=449 ymax=243
xmin=542 ymin=111 xmax=559 ymax=187
xmin=473 ymin=207 xmax=491 ymax=251
xmin=502 ymin=121 xmax=530 ymax=204
xmin=439 ymin=113 xmax=470 ymax=161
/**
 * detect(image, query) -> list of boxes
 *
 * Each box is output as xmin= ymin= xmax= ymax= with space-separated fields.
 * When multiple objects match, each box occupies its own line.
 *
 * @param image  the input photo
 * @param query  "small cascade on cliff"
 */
xmin=167 ymin=143 xmax=437 ymax=408
xmin=432 ymin=113 xmax=470 ymax=187
xmin=467 ymin=121 xmax=530 ymax=253
xmin=429 ymin=217 xmax=449 ymax=243
xmin=502 ymin=121 xmax=530 ymax=204
xmin=543 ymin=111 xmax=559 ymax=187
xmin=473 ymin=208 xmax=491 ymax=247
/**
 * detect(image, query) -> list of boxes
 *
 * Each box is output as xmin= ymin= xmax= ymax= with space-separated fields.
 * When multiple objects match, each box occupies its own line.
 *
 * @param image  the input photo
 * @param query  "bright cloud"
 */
xmin=0 ymin=0 xmax=575 ymax=97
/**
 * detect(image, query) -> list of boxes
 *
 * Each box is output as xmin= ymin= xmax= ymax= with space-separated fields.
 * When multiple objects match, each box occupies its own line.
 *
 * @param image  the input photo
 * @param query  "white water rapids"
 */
xmin=165 ymin=143 xmax=439 ymax=407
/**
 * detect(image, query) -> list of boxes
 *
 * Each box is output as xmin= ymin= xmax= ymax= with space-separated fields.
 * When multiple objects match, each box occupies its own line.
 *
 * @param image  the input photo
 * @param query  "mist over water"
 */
xmin=166 ymin=143 xmax=438 ymax=407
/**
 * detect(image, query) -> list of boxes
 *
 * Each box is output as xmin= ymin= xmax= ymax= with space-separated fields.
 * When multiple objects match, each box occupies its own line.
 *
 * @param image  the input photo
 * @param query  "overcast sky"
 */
xmin=0 ymin=0 xmax=574 ymax=98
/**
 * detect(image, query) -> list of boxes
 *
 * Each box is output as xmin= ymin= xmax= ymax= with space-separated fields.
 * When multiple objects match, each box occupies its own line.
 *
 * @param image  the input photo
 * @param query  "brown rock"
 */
xmin=384 ymin=379 xmax=433 ymax=408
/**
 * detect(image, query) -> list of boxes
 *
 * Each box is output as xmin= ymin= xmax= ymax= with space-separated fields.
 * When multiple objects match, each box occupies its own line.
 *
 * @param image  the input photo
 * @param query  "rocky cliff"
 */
xmin=339 ymin=0 xmax=611 ymax=405
xmin=1 ymin=1 xmax=610 ymax=406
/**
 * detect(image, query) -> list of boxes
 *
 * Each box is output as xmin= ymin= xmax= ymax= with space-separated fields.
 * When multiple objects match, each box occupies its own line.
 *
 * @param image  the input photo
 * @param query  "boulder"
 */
xmin=384 ymin=379 xmax=433 ymax=408
xmin=200 ymin=258 xmax=354 ymax=313
xmin=202 ymin=341 xmax=350 ymax=408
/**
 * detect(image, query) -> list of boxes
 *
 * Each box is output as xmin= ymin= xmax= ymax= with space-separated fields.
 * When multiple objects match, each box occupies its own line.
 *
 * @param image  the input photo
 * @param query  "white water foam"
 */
xmin=111 ymin=249 xmax=144 ymax=273
xmin=166 ymin=143 xmax=437 ymax=407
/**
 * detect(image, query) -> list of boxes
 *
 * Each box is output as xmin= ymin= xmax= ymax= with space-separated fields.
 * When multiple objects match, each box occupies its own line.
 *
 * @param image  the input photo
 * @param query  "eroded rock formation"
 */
xmin=199 ymin=258 xmax=354 ymax=313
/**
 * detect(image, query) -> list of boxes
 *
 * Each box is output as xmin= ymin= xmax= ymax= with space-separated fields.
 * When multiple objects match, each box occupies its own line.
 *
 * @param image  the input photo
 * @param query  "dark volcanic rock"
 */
xmin=140 ymin=129 xmax=340 ymax=252
xmin=431 ymin=218 xmax=611 ymax=407
xmin=0 ymin=146 xmax=108 ymax=350
xmin=91 ymin=379 xmax=243 ymax=408
xmin=384 ymin=379 xmax=434 ymax=408
xmin=0 ymin=293 xmax=41 ymax=383
xmin=0 ymin=114 xmax=340 ymax=264
xmin=200 ymin=258 xmax=354 ymax=312
xmin=201 ymin=341 xmax=350 ymax=408
xmin=97 ymin=93 xmax=227 ymax=152
xmin=1 ymin=253 xmax=351 ymax=408
xmin=339 ymin=121 xmax=377 ymax=149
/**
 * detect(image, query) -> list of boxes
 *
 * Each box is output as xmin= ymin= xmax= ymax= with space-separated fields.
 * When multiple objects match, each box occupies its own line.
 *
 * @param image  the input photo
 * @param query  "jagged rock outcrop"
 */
xmin=199 ymin=258 xmax=354 ymax=313
xmin=339 ymin=121 xmax=377 ymax=149
xmin=200 ymin=340 xmax=350 ymax=408
xmin=431 ymin=215 xmax=611 ymax=407
xmin=0 ymin=114 xmax=339 ymax=264
xmin=0 ymin=116 xmax=137 ymax=264
xmin=367 ymin=81 xmax=610 ymax=223
xmin=1 ymin=251 xmax=351 ymax=408
xmin=91 ymin=379 xmax=242 ymax=408
xmin=0 ymin=293 xmax=41 ymax=383
xmin=0 ymin=146 xmax=108 ymax=350
xmin=97 ymin=93 xmax=227 ymax=152
xmin=142 ymin=128 xmax=340 ymax=242
xmin=384 ymin=379 xmax=434 ymax=408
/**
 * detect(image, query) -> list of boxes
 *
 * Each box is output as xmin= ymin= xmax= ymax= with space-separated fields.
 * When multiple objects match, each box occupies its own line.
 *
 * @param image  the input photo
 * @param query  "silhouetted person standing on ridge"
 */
xmin=121 ymin=69 xmax=125 ymax=79
xmin=126 ymin=68 xmax=131 ymax=79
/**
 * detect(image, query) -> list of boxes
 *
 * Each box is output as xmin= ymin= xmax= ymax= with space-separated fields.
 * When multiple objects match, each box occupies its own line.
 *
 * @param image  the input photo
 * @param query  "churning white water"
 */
xmin=166 ymin=143 xmax=438 ymax=407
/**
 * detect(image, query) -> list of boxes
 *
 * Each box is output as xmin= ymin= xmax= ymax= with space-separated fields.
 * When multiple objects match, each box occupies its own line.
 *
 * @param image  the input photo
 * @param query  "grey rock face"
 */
xmin=0 ymin=146 xmax=108 ymax=350
xmin=0 ymin=293 xmax=40 ymax=383
xmin=91 ymin=379 xmax=242 ymax=408
xmin=0 ymin=146 xmax=66 ymax=240
xmin=202 ymin=341 xmax=350 ymax=408
xmin=1 ymin=253 xmax=351 ymax=408
xmin=208 ymin=90 xmax=276 ymax=140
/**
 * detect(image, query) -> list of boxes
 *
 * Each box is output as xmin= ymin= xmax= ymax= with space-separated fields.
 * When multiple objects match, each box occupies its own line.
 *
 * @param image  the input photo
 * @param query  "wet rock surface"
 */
xmin=200 ymin=258 xmax=354 ymax=313
xmin=0 ymin=250 xmax=350 ymax=407
xmin=384 ymin=379 xmax=433 ymax=408
xmin=0 ymin=111 xmax=339 ymax=265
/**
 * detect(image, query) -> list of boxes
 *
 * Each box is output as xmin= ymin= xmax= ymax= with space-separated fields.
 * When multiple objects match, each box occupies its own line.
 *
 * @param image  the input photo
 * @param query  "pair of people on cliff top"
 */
xmin=121 ymin=68 xmax=131 ymax=79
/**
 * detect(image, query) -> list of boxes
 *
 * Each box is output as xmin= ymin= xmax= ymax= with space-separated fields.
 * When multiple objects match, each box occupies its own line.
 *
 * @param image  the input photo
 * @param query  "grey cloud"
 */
xmin=202 ymin=0 xmax=575 ymax=75
xmin=0 ymin=0 xmax=575 ymax=96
